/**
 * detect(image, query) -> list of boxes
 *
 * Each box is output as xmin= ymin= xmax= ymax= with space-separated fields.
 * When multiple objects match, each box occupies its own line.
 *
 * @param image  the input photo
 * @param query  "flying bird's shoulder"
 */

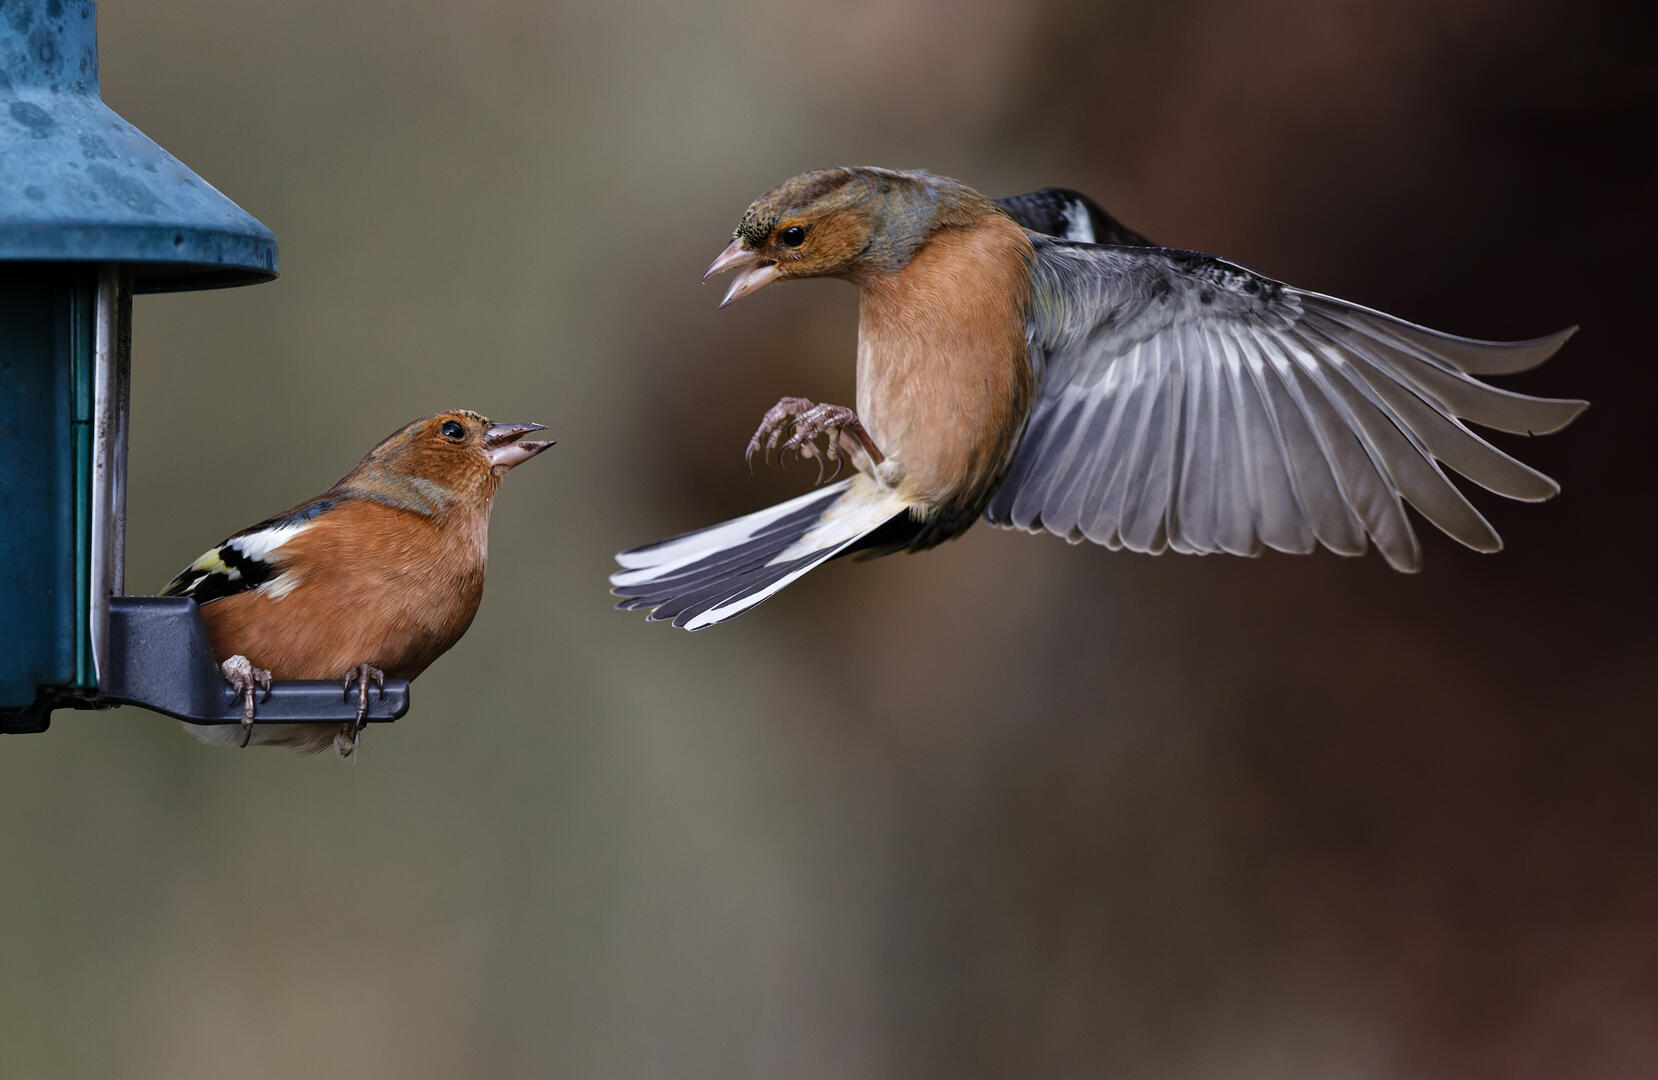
xmin=993 ymin=187 xmax=1155 ymax=247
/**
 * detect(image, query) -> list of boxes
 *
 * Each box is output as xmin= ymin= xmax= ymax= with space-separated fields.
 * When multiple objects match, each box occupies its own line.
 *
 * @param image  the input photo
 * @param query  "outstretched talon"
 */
xmin=745 ymin=396 xmax=886 ymax=481
xmin=219 ymin=655 xmax=272 ymax=748
xmin=746 ymin=396 xmax=816 ymax=470
xmin=781 ymin=401 xmax=886 ymax=469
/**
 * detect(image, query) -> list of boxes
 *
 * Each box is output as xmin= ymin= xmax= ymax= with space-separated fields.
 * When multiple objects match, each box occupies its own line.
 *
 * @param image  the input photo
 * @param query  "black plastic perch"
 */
xmin=102 ymin=598 xmax=410 ymax=726
xmin=0 ymin=2 xmax=408 ymax=735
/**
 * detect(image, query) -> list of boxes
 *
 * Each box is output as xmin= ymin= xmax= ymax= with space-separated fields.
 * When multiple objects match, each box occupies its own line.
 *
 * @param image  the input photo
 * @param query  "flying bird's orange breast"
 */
xmin=855 ymin=213 xmax=1035 ymax=512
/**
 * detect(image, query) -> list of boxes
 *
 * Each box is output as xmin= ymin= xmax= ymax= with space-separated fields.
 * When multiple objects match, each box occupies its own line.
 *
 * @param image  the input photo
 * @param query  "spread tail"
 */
xmin=612 ymin=476 xmax=910 ymax=630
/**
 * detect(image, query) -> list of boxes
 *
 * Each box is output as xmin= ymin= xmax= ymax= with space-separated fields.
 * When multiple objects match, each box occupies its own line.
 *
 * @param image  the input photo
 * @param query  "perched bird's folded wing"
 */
xmin=612 ymin=477 xmax=910 ymax=629
xmin=984 ymin=240 xmax=1586 ymax=570
xmin=994 ymin=188 xmax=1156 ymax=247
xmin=160 ymin=497 xmax=337 ymax=603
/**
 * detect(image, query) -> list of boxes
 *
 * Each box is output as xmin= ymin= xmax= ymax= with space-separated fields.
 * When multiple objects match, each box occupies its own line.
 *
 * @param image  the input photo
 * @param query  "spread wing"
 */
xmin=984 ymin=239 xmax=1586 ymax=570
xmin=160 ymin=497 xmax=338 ymax=604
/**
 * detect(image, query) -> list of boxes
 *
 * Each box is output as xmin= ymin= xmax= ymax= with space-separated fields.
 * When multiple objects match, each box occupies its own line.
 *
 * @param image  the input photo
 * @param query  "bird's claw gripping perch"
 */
xmin=745 ymin=397 xmax=885 ymax=483
xmin=219 ymin=655 xmax=272 ymax=748
xmin=337 ymin=663 xmax=386 ymax=756
xmin=342 ymin=663 xmax=386 ymax=729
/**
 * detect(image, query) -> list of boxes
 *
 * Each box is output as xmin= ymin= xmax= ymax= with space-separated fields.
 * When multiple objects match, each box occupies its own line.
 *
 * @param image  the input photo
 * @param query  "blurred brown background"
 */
xmin=2 ymin=0 xmax=1655 ymax=1076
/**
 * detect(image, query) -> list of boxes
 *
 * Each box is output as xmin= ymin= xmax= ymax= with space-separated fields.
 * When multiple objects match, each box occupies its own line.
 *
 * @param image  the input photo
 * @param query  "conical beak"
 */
xmin=703 ymin=238 xmax=782 ymax=307
xmin=484 ymin=422 xmax=554 ymax=471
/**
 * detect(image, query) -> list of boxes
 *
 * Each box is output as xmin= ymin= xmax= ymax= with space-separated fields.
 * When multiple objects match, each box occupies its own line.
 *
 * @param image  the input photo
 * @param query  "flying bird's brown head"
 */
xmin=703 ymin=167 xmax=999 ymax=306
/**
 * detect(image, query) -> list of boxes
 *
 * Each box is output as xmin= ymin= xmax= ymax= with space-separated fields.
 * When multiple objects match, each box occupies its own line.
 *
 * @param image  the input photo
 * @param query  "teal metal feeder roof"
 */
xmin=0 ymin=0 xmax=277 ymax=292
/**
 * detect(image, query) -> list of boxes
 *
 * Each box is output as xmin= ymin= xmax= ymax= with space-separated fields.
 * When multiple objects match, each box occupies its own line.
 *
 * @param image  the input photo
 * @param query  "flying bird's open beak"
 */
xmin=704 ymin=238 xmax=781 ymax=308
xmin=484 ymin=422 xmax=554 ymax=472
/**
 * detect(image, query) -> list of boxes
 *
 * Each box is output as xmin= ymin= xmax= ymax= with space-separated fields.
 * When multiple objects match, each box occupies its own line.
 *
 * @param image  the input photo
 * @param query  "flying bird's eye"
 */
xmin=440 ymin=420 xmax=466 ymax=441
xmin=779 ymin=225 xmax=808 ymax=248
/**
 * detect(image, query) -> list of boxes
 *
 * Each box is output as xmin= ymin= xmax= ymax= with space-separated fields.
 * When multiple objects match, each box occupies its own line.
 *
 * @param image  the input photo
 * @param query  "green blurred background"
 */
xmin=3 ymin=1 xmax=1655 ymax=1076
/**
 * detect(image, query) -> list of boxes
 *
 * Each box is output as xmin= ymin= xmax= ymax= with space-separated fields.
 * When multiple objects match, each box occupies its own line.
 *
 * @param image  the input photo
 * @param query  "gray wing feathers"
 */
xmin=988 ymin=243 xmax=1585 ymax=570
xmin=1330 ymin=307 xmax=1577 ymax=377
xmin=1241 ymin=333 xmax=1365 ymax=556
xmin=1305 ymin=301 xmax=1582 ymax=434
xmin=1120 ymin=332 xmax=1183 ymax=553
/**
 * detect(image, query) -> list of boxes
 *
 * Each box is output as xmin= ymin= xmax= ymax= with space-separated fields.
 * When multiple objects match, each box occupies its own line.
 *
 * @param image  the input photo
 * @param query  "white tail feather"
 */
xmin=612 ymin=475 xmax=911 ymax=629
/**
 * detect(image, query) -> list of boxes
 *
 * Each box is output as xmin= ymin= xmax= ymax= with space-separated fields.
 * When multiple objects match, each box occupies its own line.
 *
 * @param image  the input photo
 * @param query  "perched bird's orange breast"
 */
xmin=855 ymin=213 xmax=1035 ymax=513
xmin=199 ymin=500 xmax=490 ymax=681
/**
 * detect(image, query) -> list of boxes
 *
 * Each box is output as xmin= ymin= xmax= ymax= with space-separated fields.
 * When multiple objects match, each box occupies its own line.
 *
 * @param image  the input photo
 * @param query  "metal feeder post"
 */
xmin=0 ymin=1 xmax=407 ymax=734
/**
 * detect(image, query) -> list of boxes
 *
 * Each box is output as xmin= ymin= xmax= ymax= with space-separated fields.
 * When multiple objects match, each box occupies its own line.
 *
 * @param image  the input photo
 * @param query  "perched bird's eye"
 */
xmin=779 ymin=225 xmax=808 ymax=248
xmin=440 ymin=420 xmax=466 ymax=441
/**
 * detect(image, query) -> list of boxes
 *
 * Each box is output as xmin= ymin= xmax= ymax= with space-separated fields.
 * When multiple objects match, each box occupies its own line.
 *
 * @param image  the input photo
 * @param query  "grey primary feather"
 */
xmin=985 ymin=240 xmax=1586 ymax=570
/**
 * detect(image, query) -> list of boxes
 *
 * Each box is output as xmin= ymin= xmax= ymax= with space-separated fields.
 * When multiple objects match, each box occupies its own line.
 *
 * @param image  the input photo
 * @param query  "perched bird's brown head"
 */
xmin=337 ymin=410 xmax=554 ymax=515
xmin=704 ymin=167 xmax=999 ymax=305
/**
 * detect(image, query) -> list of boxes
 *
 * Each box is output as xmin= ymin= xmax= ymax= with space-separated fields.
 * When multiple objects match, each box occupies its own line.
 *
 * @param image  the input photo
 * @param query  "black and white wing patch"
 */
xmin=994 ymin=187 xmax=1156 ymax=247
xmin=160 ymin=499 xmax=335 ymax=604
xmin=985 ymin=240 xmax=1585 ymax=571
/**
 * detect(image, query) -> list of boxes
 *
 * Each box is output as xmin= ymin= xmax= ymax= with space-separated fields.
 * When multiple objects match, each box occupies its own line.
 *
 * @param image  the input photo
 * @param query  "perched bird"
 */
xmin=612 ymin=167 xmax=1585 ymax=629
xmin=162 ymin=410 xmax=553 ymax=754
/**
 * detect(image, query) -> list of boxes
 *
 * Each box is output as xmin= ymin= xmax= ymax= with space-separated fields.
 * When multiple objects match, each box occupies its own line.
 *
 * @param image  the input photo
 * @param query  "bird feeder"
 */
xmin=0 ymin=1 xmax=407 ymax=734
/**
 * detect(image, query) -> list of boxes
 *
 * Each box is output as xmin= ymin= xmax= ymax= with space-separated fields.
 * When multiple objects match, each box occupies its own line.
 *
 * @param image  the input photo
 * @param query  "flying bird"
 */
xmin=613 ymin=168 xmax=1584 ymax=630
xmin=162 ymin=410 xmax=553 ymax=754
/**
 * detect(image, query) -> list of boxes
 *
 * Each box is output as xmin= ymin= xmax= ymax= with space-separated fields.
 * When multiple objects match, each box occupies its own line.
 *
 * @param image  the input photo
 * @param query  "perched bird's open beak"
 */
xmin=704 ymin=238 xmax=781 ymax=308
xmin=484 ymin=422 xmax=554 ymax=471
